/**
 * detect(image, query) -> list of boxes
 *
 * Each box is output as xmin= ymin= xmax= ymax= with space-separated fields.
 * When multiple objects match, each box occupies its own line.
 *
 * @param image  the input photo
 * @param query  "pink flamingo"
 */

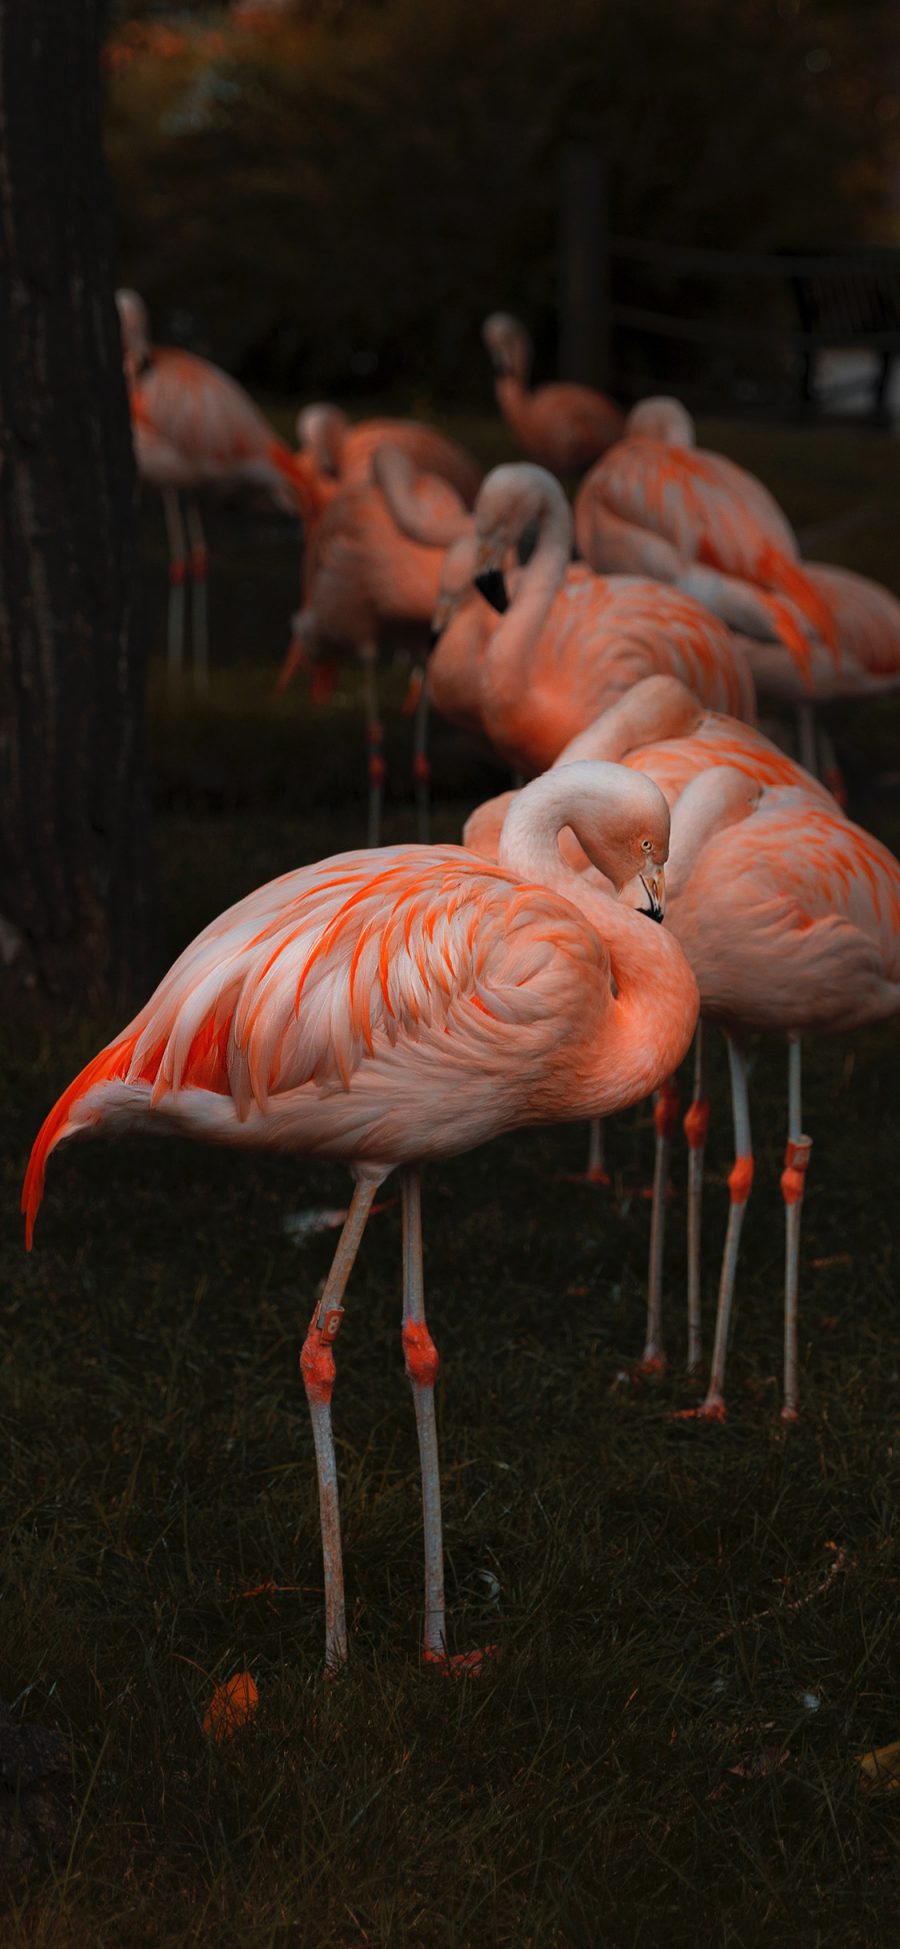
xmin=573 ymin=398 xmax=839 ymax=670
xmin=297 ymin=403 xmax=482 ymax=509
xmin=464 ymin=672 xmax=834 ymax=1227
xmin=276 ymin=447 xmax=471 ymax=846
xmin=24 ymin=764 xmax=698 ymax=1672
xmin=465 ymin=732 xmax=898 ymax=1418
xmin=482 ymin=314 xmax=624 ymax=475
xmin=429 ymin=465 xmax=756 ymax=775
xmin=660 ymin=767 xmax=900 ymax=1420
xmin=116 ymin=290 xmax=324 ymax=690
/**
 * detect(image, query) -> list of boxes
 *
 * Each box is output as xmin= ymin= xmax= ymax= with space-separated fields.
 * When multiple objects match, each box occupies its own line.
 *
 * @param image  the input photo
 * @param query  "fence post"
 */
xmin=558 ymin=129 xmax=611 ymax=389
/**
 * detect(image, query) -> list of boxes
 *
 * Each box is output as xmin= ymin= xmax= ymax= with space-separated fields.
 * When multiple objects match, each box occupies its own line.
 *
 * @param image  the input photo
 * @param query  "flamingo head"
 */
xmin=625 ymin=396 xmax=696 ymax=448
xmin=296 ymin=403 xmax=348 ymax=479
xmin=115 ymin=287 xmax=151 ymax=380
xmin=472 ymin=462 xmax=568 ymax=611
xmin=482 ymin=312 xmax=531 ymax=384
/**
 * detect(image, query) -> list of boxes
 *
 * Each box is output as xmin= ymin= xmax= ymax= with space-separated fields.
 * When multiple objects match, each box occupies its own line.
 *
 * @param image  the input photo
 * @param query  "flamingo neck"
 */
xmin=498 ymin=766 xmax=698 ymax=1114
xmin=375 ymin=448 xmax=468 ymax=549
xmin=556 ymin=680 xmax=704 ymax=768
xmin=667 ymin=767 xmax=759 ymax=896
xmin=479 ymin=483 xmax=572 ymax=731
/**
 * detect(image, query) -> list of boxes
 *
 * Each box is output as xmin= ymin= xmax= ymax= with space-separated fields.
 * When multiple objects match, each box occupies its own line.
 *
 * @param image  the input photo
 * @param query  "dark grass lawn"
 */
xmin=1 ymin=417 xmax=899 ymax=1944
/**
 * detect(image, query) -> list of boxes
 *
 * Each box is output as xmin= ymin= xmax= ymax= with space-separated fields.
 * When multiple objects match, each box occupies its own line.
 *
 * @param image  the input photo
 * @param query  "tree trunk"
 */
xmin=0 ymin=0 xmax=154 ymax=1007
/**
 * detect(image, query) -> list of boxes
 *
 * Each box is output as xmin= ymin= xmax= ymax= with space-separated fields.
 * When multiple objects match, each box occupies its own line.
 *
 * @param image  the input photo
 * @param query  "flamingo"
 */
xmin=464 ymin=735 xmax=899 ymax=1419
xmin=116 ymin=290 xmax=324 ymax=691
xmin=24 ymin=764 xmax=698 ymax=1672
xmin=429 ymin=465 xmax=756 ymax=775
xmin=660 ymin=767 xmax=900 ymax=1421
xmin=464 ymin=671 xmax=835 ymax=1232
xmin=573 ymin=398 xmax=840 ymax=676
xmin=276 ymin=447 xmax=473 ymax=846
xmin=297 ymin=403 xmax=482 ymax=510
xmin=482 ymin=314 xmax=624 ymax=475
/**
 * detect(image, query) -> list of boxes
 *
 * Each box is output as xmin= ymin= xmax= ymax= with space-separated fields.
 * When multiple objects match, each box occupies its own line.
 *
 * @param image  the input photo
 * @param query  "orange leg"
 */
xmin=300 ymin=1177 xmax=380 ymax=1672
xmin=781 ymin=1036 xmax=812 ymax=1423
xmin=677 ymin=1036 xmax=751 ymax=1422
xmin=683 ymin=1025 xmax=711 ymax=1374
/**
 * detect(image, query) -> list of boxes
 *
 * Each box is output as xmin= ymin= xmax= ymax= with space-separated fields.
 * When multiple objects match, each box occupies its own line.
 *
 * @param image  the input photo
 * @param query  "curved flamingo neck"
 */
xmin=479 ymin=481 xmax=573 ymax=728
xmin=497 ymin=765 xmax=698 ymax=1112
xmin=667 ymin=766 xmax=760 ymax=895
xmin=374 ymin=447 xmax=469 ymax=548
xmin=557 ymin=679 xmax=705 ymax=767
xmin=495 ymin=374 xmax=537 ymax=447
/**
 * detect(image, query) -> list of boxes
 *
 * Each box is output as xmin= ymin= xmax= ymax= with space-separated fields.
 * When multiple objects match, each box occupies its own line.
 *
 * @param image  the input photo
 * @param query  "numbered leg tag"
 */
xmin=320 ymin=1306 xmax=345 ymax=1344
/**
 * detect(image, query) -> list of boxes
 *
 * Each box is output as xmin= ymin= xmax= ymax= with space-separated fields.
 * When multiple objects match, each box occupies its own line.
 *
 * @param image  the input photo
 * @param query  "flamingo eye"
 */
xmin=641 ymin=838 xmax=653 ymax=853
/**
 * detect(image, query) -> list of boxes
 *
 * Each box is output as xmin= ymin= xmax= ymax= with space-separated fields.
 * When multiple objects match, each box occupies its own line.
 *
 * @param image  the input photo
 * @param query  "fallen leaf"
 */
xmin=202 ymin=1672 xmax=258 ymax=1744
xmin=857 ymin=1739 xmax=900 ymax=1792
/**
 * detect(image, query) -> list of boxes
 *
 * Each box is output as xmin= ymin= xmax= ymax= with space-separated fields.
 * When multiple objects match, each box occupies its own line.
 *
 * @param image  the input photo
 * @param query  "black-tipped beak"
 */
xmin=428 ymin=623 xmax=442 ymax=652
xmin=474 ymin=568 xmax=510 ymax=615
xmin=640 ymin=869 xmax=666 ymax=922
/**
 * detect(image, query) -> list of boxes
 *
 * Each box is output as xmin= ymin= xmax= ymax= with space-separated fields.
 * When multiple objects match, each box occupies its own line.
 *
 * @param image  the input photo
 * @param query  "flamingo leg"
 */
xmin=584 ymin=1116 xmax=609 ymax=1184
xmin=185 ymin=497 xmax=209 ymax=695
xmin=781 ymin=1036 xmax=812 ymax=1423
xmin=412 ymin=674 xmax=431 ymax=844
xmin=162 ymin=488 xmax=187 ymax=688
xmin=683 ymin=1024 xmax=711 ymax=1374
xmin=400 ymin=1168 xmax=447 ymax=1660
xmin=640 ymin=1077 xmax=680 ymax=1373
xmin=681 ymin=1035 xmax=752 ymax=1422
xmin=361 ymin=643 xmax=385 ymax=848
xmin=300 ymin=1176 xmax=380 ymax=1672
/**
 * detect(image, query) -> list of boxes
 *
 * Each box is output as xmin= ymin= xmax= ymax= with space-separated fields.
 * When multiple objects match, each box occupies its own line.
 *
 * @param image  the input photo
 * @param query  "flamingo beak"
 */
xmin=473 ymin=539 xmax=509 ymax=614
xmin=620 ymin=865 xmax=666 ymax=922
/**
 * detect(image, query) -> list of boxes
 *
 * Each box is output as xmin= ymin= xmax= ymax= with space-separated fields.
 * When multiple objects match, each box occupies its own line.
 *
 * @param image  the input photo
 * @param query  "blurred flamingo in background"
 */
xmin=482 ymin=313 xmax=624 ymax=475
xmin=276 ymin=446 xmax=466 ymax=844
xmin=117 ymin=289 xmax=324 ymax=689
xmin=297 ymin=402 xmax=481 ymax=509
xmin=24 ymin=764 xmax=697 ymax=1672
xmin=573 ymin=397 xmax=839 ymax=671
xmin=429 ymin=465 xmax=756 ymax=774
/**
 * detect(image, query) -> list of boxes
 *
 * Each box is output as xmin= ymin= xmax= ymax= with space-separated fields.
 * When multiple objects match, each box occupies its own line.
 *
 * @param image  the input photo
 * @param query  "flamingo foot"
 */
xmin=635 ymin=1351 xmax=667 ymax=1378
xmin=673 ymin=1394 xmax=727 ymax=1423
xmin=779 ymin=1404 xmax=800 ymax=1425
xmin=422 ymin=1644 xmax=497 ymax=1677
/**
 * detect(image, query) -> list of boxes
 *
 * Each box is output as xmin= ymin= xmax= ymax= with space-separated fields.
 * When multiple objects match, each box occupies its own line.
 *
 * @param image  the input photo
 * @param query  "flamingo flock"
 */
xmin=24 ymin=294 xmax=900 ymax=1672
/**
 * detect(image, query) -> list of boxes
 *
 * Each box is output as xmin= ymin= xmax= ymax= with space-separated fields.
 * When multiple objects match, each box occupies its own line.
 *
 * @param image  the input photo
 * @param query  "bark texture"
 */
xmin=0 ymin=0 xmax=153 ymax=1005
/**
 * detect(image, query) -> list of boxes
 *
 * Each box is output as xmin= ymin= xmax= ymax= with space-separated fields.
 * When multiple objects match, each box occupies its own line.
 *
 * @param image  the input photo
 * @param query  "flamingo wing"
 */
xmin=23 ymin=849 xmax=611 ymax=1242
xmin=669 ymin=791 xmax=900 ymax=1034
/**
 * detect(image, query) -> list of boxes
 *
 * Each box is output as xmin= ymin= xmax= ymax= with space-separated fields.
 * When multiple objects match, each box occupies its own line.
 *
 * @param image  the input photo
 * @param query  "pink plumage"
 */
xmin=482 ymin=314 xmax=624 ymax=475
xmin=25 ymin=765 xmax=697 ymax=1671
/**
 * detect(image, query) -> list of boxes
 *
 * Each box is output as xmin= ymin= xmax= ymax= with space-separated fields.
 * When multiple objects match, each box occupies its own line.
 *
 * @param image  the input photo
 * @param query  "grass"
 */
xmin=1 ymin=415 xmax=899 ymax=1945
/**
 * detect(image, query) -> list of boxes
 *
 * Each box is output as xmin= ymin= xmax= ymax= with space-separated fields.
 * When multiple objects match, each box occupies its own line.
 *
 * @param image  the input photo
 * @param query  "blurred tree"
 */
xmin=105 ymin=0 xmax=894 ymax=395
xmin=0 ymin=1 xmax=154 ymax=1005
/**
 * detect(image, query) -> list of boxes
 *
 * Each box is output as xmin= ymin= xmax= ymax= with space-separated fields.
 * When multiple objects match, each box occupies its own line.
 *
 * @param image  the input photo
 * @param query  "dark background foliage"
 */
xmin=106 ymin=0 xmax=900 ymax=394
